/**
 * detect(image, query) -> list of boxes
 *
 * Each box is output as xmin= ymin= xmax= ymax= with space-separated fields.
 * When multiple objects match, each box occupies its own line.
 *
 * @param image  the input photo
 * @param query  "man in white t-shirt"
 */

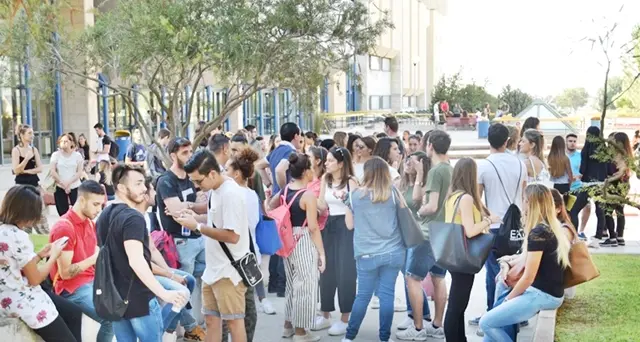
xmin=471 ymin=123 xmax=527 ymax=329
xmin=175 ymin=149 xmax=250 ymax=342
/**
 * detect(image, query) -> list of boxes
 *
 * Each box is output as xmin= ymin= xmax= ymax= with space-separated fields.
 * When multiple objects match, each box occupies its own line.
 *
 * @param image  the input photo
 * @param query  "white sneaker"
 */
xmin=261 ymin=298 xmax=276 ymax=315
xmin=397 ymin=317 xmax=430 ymax=331
xmin=370 ymin=296 xmax=380 ymax=309
xmin=394 ymin=297 xmax=407 ymax=312
xmin=282 ymin=327 xmax=295 ymax=338
xmin=424 ymin=324 xmax=444 ymax=339
xmin=342 ymin=339 xmax=353 ymax=342
xmin=293 ymin=332 xmax=321 ymax=342
xmin=395 ymin=326 xmax=427 ymax=341
xmin=311 ymin=316 xmax=332 ymax=331
xmin=328 ymin=321 xmax=348 ymax=336
xmin=162 ymin=332 xmax=177 ymax=342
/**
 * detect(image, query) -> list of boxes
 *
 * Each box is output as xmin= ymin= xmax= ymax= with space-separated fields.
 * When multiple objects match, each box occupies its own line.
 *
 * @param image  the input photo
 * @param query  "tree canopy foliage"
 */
xmin=498 ymin=85 xmax=533 ymax=115
xmin=555 ymin=87 xmax=589 ymax=112
xmin=430 ymin=72 xmax=500 ymax=112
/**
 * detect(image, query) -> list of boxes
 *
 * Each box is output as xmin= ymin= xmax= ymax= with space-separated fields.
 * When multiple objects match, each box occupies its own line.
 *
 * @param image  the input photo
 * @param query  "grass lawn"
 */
xmin=30 ymin=234 xmax=50 ymax=252
xmin=556 ymin=254 xmax=640 ymax=342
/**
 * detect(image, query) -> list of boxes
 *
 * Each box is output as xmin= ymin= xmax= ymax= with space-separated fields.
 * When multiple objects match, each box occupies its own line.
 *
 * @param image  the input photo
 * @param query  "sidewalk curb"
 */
xmin=532 ymin=309 xmax=557 ymax=341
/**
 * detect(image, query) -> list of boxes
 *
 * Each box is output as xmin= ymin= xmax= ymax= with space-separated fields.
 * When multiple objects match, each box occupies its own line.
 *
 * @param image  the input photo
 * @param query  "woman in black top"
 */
xmin=601 ymin=132 xmax=633 ymax=247
xmin=12 ymin=124 xmax=43 ymax=187
xmin=480 ymin=184 xmax=571 ymax=341
xmin=570 ymin=125 xmax=607 ymax=240
xmin=77 ymin=134 xmax=90 ymax=161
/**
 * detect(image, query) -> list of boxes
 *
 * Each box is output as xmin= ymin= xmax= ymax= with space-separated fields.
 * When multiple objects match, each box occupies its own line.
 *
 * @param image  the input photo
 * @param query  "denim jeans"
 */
xmin=113 ymin=298 xmax=164 ymax=342
xmin=346 ymin=250 xmax=405 ymax=342
xmin=155 ymin=268 xmax=197 ymax=332
xmin=480 ymin=281 xmax=563 ymax=342
xmin=484 ymin=231 xmax=501 ymax=311
xmin=175 ymin=236 xmax=206 ymax=324
xmin=62 ymin=282 xmax=114 ymax=342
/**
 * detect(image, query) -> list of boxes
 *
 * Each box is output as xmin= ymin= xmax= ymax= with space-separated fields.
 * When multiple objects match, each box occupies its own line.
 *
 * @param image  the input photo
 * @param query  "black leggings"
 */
xmin=605 ymin=204 xmax=625 ymax=239
xmin=54 ymin=186 xmax=78 ymax=216
xmin=41 ymin=282 xmax=83 ymax=341
xmin=444 ymin=272 xmax=474 ymax=342
xmin=553 ymin=183 xmax=570 ymax=194
xmin=33 ymin=316 xmax=78 ymax=342
xmin=570 ymin=191 xmax=605 ymax=238
xmin=320 ymin=215 xmax=357 ymax=313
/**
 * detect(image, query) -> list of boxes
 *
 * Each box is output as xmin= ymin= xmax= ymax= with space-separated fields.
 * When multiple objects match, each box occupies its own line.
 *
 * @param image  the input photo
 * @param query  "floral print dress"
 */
xmin=0 ymin=224 xmax=58 ymax=329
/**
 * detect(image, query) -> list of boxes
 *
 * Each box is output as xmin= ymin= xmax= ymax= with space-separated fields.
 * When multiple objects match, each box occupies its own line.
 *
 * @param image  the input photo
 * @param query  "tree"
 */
xmin=555 ymin=87 xmax=589 ymax=112
xmin=498 ymin=85 xmax=533 ymax=115
xmin=430 ymin=71 xmax=463 ymax=108
xmin=457 ymin=83 xmax=499 ymax=112
xmin=594 ymin=76 xmax=623 ymax=111
xmin=1 ymin=0 xmax=392 ymax=156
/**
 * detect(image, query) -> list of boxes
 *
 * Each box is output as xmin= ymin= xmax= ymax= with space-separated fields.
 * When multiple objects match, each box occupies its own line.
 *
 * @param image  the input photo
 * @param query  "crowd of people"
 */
xmin=0 ymin=115 xmax=630 ymax=342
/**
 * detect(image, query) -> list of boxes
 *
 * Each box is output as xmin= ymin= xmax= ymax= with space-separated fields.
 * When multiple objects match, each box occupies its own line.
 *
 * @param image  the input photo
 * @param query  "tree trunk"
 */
xmin=600 ymin=63 xmax=610 ymax=137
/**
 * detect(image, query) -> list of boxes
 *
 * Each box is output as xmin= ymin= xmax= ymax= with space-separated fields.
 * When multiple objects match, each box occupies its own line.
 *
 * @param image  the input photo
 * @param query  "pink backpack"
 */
xmin=267 ymin=186 xmax=307 ymax=258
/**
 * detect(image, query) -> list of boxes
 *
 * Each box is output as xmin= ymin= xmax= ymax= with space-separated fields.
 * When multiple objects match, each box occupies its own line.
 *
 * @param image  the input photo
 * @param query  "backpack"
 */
xmin=487 ymin=159 xmax=524 ymax=258
xmin=151 ymin=211 xmax=181 ymax=269
xmin=93 ymin=206 xmax=134 ymax=321
xmin=107 ymin=136 xmax=119 ymax=159
xmin=266 ymin=186 xmax=307 ymax=258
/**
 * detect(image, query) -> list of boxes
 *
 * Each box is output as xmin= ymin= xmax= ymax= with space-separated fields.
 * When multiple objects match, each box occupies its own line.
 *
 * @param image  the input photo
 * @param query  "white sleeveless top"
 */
xmin=324 ymin=182 xmax=349 ymax=216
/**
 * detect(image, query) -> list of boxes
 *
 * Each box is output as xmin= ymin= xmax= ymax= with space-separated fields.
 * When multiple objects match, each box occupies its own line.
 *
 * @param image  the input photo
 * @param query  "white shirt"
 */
xmin=354 ymin=163 xmax=400 ymax=183
xmin=324 ymin=182 xmax=349 ymax=216
xmin=202 ymin=178 xmax=250 ymax=285
xmin=243 ymin=187 xmax=261 ymax=261
xmin=477 ymin=152 xmax=528 ymax=229
xmin=95 ymin=135 xmax=110 ymax=163
xmin=51 ymin=150 xmax=83 ymax=189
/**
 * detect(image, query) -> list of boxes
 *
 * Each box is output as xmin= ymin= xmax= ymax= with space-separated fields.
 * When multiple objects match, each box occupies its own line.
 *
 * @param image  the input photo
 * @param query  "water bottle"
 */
xmin=171 ymin=289 xmax=190 ymax=313
xmin=181 ymin=226 xmax=191 ymax=237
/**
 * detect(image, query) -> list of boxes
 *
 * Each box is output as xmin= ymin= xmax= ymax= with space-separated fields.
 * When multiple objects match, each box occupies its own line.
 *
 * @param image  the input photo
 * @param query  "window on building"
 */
xmin=381 ymin=95 xmax=391 ymax=109
xmin=381 ymin=58 xmax=391 ymax=71
xmin=369 ymin=95 xmax=381 ymax=110
xmin=369 ymin=56 xmax=381 ymax=70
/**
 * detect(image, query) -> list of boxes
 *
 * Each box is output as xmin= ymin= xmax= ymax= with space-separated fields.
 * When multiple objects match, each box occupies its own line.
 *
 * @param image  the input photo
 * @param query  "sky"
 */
xmin=441 ymin=0 xmax=639 ymax=99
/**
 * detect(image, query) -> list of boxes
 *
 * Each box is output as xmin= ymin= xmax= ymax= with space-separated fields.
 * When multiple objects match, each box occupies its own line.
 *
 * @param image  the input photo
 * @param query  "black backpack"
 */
xmin=106 ymin=136 xmax=119 ymax=159
xmin=487 ymin=159 xmax=524 ymax=258
xmin=93 ymin=206 xmax=134 ymax=321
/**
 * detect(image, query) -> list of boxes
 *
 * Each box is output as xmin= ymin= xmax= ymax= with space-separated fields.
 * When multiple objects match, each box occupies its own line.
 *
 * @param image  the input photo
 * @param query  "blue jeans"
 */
xmin=484 ymin=231 xmax=501 ymax=311
xmin=346 ymin=250 xmax=405 ymax=342
xmin=62 ymin=282 xmax=114 ymax=342
xmin=156 ymin=269 xmax=197 ymax=332
xmin=174 ymin=237 xmax=206 ymax=277
xmin=113 ymin=298 xmax=164 ymax=342
xmin=480 ymin=281 xmax=563 ymax=342
xmin=403 ymin=247 xmax=430 ymax=319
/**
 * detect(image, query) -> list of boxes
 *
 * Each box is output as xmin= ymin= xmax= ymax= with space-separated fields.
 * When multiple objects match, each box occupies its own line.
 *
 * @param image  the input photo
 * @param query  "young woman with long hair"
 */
xmin=352 ymin=136 xmax=377 ymax=182
xmin=50 ymin=133 xmax=84 ymax=216
xmin=373 ymin=138 xmax=402 ymax=173
xmin=346 ymin=133 xmax=361 ymax=163
xmin=505 ymin=125 xmax=520 ymax=154
xmin=95 ymin=160 xmax=115 ymax=201
xmin=443 ymin=158 xmax=500 ymax=342
xmin=480 ymin=184 xmax=571 ymax=341
xmin=12 ymin=124 xmax=43 ymax=187
xmin=342 ymin=157 xmax=405 ymax=342
xmin=314 ymin=146 xmax=358 ymax=335
xmin=268 ymin=153 xmax=326 ymax=341
xmin=601 ymin=132 xmax=633 ymax=247
xmin=547 ymin=136 xmax=573 ymax=194
xmin=519 ymin=129 xmax=548 ymax=183
xmin=407 ymin=135 xmax=421 ymax=155
xmin=333 ymin=131 xmax=348 ymax=147
xmin=307 ymin=146 xmax=329 ymax=230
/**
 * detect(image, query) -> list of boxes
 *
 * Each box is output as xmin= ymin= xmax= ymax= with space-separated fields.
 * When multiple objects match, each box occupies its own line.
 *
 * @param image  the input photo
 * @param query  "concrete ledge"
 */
xmin=0 ymin=318 xmax=43 ymax=342
xmin=532 ymin=309 xmax=557 ymax=342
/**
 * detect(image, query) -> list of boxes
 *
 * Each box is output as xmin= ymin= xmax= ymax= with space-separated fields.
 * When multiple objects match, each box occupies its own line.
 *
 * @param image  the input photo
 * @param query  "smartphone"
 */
xmin=55 ymin=236 xmax=70 ymax=247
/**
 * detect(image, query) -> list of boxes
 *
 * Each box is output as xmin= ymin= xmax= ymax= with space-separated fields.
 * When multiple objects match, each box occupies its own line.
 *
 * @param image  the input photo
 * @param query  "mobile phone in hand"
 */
xmin=55 ymin=237 xmax=70 ymax=247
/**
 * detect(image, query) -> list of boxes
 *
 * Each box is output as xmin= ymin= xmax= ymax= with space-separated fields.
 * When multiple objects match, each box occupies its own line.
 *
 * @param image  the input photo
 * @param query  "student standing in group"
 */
xmin=372 ymin=138 xmax=402 ymax=179
xmin=398 ymin=130 xmax=452 ymax=340
xmin=565 ymin=133 xmax=590 ymax=240
xmin=96 ymin=165 xmax=188 ymax=342
xmin=147 ymin=128 xmax=172 ymax=177
xmin=96 ymin=160 xmax=115 ymax=201
xmin=125 ymin=128 xmax=148 ymax=171
xmin=519 ymin=129 xmax=548 ymax=182
xmin=383 ymin=116 xmax=405 ymax=155
xmin=50 ymin=134 xmax=84 ymax=216
xmin=352 ymin=136 xmax=377 ymax=182
xmin=12 ymin=124 xmax=43 ymax=187
xmin=547 ymin=136 xmax=573 ymax=194
xmin=442 ymin=158 xmax=500 ymax=342
xmin=313 ymin=146 xmax=358 ymax=336
xmin=342 ymin=157 xmax=405 ymax=342
xmin=49 ymin=180 xmax=114 ymax=342
xmin=93 ymin=123 xmax=114 ymax=164
xmin=601 ymin=132 xmax=633 ymax=247
xmin=174 ymin=150 xmax=251 ymax=342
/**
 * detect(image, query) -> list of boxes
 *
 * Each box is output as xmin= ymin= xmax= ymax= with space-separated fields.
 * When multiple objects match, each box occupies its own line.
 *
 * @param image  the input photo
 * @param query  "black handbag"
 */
xmin=219 ymin=232 xmax=263 ymax=287
xmin=393 ymin=187 xmax=426 ymax=248
xmin=93 ymin=206 xmax=135 ymax=321
xmin=428 ymin=193 xmax=495 ymax=274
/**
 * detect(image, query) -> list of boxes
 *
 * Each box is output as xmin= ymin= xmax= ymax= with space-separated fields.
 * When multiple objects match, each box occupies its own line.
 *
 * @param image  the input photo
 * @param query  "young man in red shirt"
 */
xmin=49 ymin=180 xmax=114 ymax=342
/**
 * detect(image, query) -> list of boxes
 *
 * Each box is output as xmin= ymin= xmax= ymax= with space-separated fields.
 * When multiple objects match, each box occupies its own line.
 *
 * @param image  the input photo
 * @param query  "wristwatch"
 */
xmin=195 ymin=223 xmax=202 ymax=233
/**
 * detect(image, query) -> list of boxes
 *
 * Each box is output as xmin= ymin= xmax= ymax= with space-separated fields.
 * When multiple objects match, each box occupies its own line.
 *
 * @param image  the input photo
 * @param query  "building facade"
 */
xmin=0 ymin=0 xmax=447 ymax=164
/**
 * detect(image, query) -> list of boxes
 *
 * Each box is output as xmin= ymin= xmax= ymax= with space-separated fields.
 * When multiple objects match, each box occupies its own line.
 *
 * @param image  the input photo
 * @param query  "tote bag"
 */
xmin=393 ymin=187 xmax=426 ymax=248
xmin=564 ymin=241 xmax=600 ymax=288
xmin=256 ymin=204 xmax=282 ymax=255
xmin=428 ymin=193 xmax=495 ymax=274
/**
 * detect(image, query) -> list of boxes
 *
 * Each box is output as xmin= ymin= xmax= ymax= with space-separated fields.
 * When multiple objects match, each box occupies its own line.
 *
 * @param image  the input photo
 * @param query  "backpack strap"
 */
xmin=486 ymin=157 xmax=522 ymax=206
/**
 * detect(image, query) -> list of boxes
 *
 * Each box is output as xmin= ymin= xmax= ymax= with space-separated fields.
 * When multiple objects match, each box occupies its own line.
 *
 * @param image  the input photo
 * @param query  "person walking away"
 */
xmin=96 ymin=165 xmax=188 ymax=341
xmin=341 ymin=157 xmax=405 ymax=342
xmin=147 ymin=128 xmax=172 ymax=177
xmin=565 ymin=133 xmax=590 ymax=240
xmin=600 ymin=132 xmax=632 ymax=247
xmin=267 ymin=153 xmax=326 ymax=342
xmin=48 ymin=180 xmax=114 ymax=342
xmin=174 ymin=150 xmax=251 ymax=342
xmin=50 ymin=134 xmax=84 ymax=216
xmin=479 ymin=184 xmax=570 ymax=341
xmin=397 ymin=130 xmax=452 ymax=340
xmin=0 ymin=185 xmax=76 ymax=342
xmin=313 ymin=146 xmax=358 ymax=336
xmin=470 ymin=123 xmax=527 ymax=333
xmin=442 ymin=158 xmax=500 ymax=342
xmin=125 ymin=127 xmax=148 ymax=172
xmin=547 ymin=136 xmax=573 ymax=194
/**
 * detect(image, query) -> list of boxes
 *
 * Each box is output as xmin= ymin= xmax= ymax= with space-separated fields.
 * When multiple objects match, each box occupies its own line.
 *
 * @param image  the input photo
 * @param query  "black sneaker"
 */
xmin=617 ymin=238 xmax=626 ymax=246
xmin=603 ymin=233 xmax=609 ymax=239
xmin=599 ymin=238 xmax=618 ymax=247
xmin=519 ymin=321 xmax=529 ymax=327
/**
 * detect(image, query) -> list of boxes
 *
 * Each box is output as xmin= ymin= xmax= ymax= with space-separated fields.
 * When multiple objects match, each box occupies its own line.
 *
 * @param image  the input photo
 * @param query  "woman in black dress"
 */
xmin=11 ymin=124 xmax=43 ymax=188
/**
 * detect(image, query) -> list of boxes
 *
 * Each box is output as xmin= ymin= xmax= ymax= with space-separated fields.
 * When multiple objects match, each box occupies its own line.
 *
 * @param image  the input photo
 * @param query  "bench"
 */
xmin=531 ymin=309 xmax=557 ymax=341
xmin=445 ymin=116 xmax=477 ymax=130
xmin=0 ymin=314 xmax=104 ymax=342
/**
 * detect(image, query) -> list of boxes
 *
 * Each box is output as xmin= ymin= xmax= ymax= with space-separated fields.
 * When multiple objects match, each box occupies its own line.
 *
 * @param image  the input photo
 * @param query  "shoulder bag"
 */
xmin=392 ymin=186 xmax=425 ymax=248
xmin=428 ymin=193 xmax=495 ymax=274
xmin=564 ymin=241 xmax=600 ymax=288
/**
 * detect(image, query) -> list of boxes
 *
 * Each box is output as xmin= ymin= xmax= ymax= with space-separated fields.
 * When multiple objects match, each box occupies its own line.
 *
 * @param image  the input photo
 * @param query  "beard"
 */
xmin=177 ymin=158 xmax=186 ymax=169
xmin=125 ymin=188 xmax=145 ymax=205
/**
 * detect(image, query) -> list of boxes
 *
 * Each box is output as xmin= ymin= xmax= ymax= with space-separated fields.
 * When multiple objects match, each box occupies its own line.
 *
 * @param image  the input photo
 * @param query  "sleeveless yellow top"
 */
xmin=445 ymin=192 xmax=482 ymax=224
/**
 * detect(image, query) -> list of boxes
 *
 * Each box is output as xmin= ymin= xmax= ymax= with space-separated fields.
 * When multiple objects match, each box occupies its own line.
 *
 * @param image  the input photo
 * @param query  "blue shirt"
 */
xmin=349 ymin=189 xmax=404 ymax=257
xmin=568 ymin=150 xmax=582 ymax=191
xmin=267 ymin=142 xmax=295 ymax=194
xmin=126 ymin=143 xmax=147 ymax=162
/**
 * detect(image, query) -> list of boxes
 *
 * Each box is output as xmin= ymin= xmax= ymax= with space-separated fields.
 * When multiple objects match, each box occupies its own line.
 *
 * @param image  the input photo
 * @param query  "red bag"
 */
xmin=266 ymin=186 xmax=307 ymax=258
xmin=151 ymin=212 xmax=181 ymax=269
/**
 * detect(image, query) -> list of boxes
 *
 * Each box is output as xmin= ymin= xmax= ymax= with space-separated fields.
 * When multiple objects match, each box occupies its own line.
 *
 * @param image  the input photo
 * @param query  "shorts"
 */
xmin=202 ymin=278 xmax=247 ymax=320
xmin=405 ymin=240 xmax=447 ymax=280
